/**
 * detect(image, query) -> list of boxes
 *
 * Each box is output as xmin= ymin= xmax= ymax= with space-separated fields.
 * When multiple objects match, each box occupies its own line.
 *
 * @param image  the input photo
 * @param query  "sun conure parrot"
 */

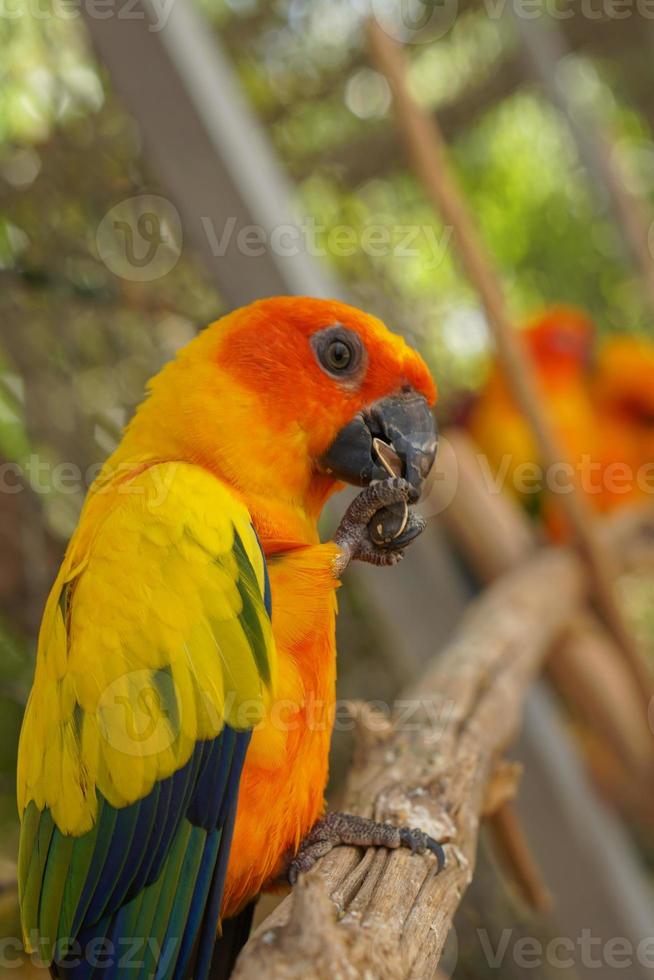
xmin=17 ymin=296 xmax=443 ymax=980
xmin=589 ymin=334 xmax=654 ymax=513
xmin=467 ymin=306 xmax=598 ymax=527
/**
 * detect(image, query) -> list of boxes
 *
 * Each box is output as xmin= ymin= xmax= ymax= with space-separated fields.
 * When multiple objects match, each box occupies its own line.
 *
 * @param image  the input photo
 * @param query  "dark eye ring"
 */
xmin=311 ymin=325 xmax=365 ymax=380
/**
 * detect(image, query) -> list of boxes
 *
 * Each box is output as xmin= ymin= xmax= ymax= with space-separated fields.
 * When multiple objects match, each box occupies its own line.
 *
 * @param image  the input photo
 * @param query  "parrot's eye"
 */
xmin=311 ymin=325 xmax=366 ymax=381
xmin=326 ymin=339 xmax=352 ymax=371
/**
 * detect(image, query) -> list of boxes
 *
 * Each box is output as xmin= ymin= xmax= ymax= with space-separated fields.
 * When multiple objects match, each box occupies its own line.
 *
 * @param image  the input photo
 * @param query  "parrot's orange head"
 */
xmin=125 ymin=297 xmax=438 ymax=515
xmin=523 ymin=306 xmax=595 ymax=376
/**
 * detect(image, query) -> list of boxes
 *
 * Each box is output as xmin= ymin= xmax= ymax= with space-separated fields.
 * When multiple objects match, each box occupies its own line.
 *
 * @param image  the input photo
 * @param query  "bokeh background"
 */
xmin=1 ymin=1 xmax=654 ymax=976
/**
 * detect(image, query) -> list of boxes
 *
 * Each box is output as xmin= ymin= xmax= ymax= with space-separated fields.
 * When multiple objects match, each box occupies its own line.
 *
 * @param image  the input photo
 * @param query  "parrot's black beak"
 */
xmin=317 ymin=389 xmax=438 ymax=498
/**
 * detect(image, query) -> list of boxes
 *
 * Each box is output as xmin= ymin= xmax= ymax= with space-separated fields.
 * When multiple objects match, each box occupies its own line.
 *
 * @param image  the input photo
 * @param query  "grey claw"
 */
xmin=427 ymin=838 xmax=447 ymax=872
xmin=399 ymin=827 xmax=446 ymax=872
xmin=382 ymin=512 xmax=426 ymax=550
xmin=333 ymin=479 xmax=422 ymax=573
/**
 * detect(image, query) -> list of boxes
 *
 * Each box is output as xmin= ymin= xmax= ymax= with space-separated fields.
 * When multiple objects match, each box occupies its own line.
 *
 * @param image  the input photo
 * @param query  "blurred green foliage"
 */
xmin=195 ymin=0 xmax=654 ymax=406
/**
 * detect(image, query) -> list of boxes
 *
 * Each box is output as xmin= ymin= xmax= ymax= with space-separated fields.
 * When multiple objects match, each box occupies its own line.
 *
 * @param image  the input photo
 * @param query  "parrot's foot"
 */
xmin=287 ymin=811 xmax=445 ymax=884
xmin=332 ymin=478 xmax=426 ymax=576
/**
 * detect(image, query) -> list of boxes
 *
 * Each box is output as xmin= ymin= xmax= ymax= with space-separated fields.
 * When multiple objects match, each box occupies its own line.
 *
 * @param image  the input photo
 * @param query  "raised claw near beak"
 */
xmin=332 ymin=479 xmax=426 ymax=575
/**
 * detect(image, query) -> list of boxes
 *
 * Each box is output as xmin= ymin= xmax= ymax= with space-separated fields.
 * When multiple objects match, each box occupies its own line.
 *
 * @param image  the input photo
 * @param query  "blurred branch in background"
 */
xmin=508 ymin=13 xmax=654 ymax=311
xmin=433 ymin=431 xmax=654 ymax=827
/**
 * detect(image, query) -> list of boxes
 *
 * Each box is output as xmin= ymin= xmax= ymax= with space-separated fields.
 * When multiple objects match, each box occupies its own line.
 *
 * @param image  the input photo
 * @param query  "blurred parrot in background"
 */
xmin=17 ymin=297 xmax=443 ymax=980
xmin=589 ymin=335 xmax=654 ymax=514
xmin=467 ymin=307 xmax=654 ymax=534
xmin=467 ymin=306 xmax=597 ymax=520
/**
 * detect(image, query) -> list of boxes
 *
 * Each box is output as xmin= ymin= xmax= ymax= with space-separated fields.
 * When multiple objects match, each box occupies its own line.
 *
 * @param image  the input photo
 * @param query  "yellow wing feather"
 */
xmin=17 ymin=461 xmax=275 ymax=836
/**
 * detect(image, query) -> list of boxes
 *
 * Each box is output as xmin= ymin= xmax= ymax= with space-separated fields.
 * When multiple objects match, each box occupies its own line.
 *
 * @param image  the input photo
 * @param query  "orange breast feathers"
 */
xmin=222 ymin=542 xmax=340 ymax=917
